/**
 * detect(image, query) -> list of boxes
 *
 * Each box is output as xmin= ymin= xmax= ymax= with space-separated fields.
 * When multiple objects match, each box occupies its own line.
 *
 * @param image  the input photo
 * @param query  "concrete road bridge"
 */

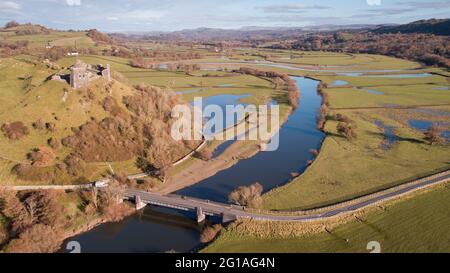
xmin=124 ymin=171 xmax=450 ymax=223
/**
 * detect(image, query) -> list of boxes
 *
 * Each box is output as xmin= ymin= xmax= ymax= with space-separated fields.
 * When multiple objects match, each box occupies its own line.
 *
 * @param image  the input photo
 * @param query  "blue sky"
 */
xmin=0 ymin=0 xmax=449 ymax=32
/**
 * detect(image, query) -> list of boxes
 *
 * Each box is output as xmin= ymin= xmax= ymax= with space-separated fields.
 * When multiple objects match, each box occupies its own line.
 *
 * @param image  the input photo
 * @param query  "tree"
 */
xmin=424 ymin=124 xmax=443 ymax=145
xmin=4 ymin=21 xmax=19 ymax=29
xmin=229 ymin=182 xmax=263 ymax=208
xmin=100 ymin=180 xmax=125 ymax=210
xmin=1 ymin=121 xmax=29 ymax=140
xmin=337 ymin=122 xmax=357 ymax=139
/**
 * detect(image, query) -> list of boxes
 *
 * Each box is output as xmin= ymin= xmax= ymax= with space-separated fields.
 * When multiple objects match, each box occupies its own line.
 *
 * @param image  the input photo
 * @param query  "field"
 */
xmin=0 ymin=25 xmax=95 ymax=48
xmin=262 ymin=66 xmax=450 ymax=210
xmin=203 ymin=184 xmax=450 ymax=253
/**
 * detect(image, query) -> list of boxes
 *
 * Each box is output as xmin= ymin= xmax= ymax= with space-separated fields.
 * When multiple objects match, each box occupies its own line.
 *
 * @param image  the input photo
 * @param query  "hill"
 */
xmin=373 ymin=18 xmax=450 ymax=36
xmin=0 ymin=56 xmax=199 ymax=186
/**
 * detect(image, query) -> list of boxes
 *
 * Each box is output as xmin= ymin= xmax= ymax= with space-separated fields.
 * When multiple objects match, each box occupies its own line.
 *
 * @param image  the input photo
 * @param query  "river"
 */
xmin=61 ymin=76 xmax=325 ymax=253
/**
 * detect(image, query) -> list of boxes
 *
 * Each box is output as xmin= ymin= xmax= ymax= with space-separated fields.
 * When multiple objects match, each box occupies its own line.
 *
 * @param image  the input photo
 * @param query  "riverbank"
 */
xmin=203 ymin=181 xmax=450 ymax=253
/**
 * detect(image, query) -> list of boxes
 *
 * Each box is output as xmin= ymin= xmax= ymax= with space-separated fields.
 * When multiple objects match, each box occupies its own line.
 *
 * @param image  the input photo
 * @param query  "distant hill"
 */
xmin=373 ymin=19 xmax=450 ymax=36
xmin=138 ymin=24 xmax=379 ymax=41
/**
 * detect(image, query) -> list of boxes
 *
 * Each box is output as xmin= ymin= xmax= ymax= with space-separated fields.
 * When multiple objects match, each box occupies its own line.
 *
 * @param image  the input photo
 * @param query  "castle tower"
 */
xmin=70 ymin=60 xmax=90 ymax=89
xmin=102 ymin=64 xmax=111 ymax=82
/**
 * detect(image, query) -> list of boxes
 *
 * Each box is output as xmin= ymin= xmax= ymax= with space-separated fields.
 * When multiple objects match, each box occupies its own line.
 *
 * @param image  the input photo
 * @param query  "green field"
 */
xmin=0 ymin=26 xmax=95 ymax=48
xmin=204 ymin=185 xmax=450 ymax=253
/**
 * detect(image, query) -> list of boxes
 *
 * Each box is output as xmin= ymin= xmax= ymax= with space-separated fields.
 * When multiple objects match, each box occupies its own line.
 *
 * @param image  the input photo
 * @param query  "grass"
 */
xmin=203 ymin=184 xmax=450 ymax=253
xmin=326 ymin=84 xmax=450 ymax=109
xmin=0 ymin=57 xmax=141 ymax=184
xmin=1 ymin=29 xmax=95 ymax=48
xmin=263 ymin=109 xmax=450 ymax=210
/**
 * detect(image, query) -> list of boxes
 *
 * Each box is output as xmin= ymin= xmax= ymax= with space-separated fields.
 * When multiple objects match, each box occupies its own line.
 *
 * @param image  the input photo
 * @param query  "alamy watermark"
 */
xmin=171 ymin=97 xmax=281 ymax=151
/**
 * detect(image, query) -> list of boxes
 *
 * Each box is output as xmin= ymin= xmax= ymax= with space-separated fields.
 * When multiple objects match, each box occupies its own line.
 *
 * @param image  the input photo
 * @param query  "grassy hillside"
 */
xmin=0 ymin=24 xmax=95 ymax=48
xmin=0 ymin=52 xmax=288 ymax=186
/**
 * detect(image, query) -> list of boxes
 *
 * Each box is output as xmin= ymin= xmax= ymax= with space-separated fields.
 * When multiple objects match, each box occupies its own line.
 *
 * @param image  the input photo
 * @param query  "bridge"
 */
xmin=124 ymin=170 xmax=450 ymax=223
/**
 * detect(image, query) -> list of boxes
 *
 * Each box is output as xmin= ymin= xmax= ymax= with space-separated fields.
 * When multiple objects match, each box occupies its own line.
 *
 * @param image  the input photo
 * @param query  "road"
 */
xmin=125 ymin=171 xmax=450 ymax=222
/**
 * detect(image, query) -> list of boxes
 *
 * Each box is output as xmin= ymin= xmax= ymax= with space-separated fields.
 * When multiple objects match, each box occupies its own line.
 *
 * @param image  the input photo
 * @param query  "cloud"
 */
xmin=367 ymin=0 xmax=382 ymax=6
xmin=396 ymin=1 xmax=450 ymax=9
xmin=0 ymin=1 xmax=20 ymax=12
xmin=66 ymin=0 xmax=81 ymax=6
xmin=106 ymin=16 xmax=119 ymax=21
xmin=113 ymin=10 xmax=165 ymax=21
xmin=365 ymin=7 xmax=415 ymax=15
xmin=362 ymin=0 xmax=450 ymax=15
xmin=258 ymin=4 xmax=330 ymax=13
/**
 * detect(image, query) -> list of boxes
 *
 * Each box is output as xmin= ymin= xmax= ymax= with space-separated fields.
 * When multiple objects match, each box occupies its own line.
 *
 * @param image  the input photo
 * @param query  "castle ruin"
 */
xmin=52 ymin=59 xmax=111 ymax=89
xmin=70 ymin=60 xmax=111 ymax=89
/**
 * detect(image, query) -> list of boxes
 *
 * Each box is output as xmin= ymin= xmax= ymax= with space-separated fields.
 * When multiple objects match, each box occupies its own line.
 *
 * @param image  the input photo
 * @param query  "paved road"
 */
xmin=125 ymin=171 xmax=450 ymax=222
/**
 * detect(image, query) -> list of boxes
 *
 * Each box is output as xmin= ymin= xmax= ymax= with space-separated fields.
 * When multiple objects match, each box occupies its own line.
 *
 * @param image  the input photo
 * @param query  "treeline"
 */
xmin=86 ymin=29 xmax=113 ymax=44
xmin=272 ymin=32 xmax=450 ymax=68
xmin=0 ymin=181 xmax=132 ymax=252
xmin=2 ymin=21 xmax=51 ymax=35
xmin=234 ymin=67 xmax=300 ymax=108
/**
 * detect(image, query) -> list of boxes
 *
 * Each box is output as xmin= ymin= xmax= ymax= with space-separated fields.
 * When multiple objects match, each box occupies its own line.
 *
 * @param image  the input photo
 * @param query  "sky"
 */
xmin=0 ymin=0 xmax=449 ymax=32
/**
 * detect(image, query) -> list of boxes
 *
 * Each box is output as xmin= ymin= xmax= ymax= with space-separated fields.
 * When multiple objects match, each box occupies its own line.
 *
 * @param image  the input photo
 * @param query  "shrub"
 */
xmin=4 ymin=21 xmax=19 ymax=29
xmin=47 ymin=137 xmax=60 ymax=150
xmin=32 ymin=119 xmax=45 ymax=130
xmin=27 ymin=147 xmax=55 ymax=167
xmin=337 ymin=122 xmax=357 ymax=139
xmin=229 ymin=182 xmax=263 ymax=208
xmin=1 ymin=121 xmax=29 ymax=140
xmin=11 ymin=164 xmax=55 ymax=182
xmin=64 ymin=154 xmax=87 ymax=176
xmin=200 ymin=224 xmax=222 ymax=243
xmin=424 ymin=124 xmax=444 ymax=145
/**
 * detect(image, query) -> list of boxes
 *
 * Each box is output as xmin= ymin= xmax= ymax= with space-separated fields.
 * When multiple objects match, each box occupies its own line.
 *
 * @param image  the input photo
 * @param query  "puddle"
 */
xmin=374 ymin=120 xmax=398 ymax=150
xmin=409 ymin=119 xmax=450 ymax=140
xmin=365 ymin=89 xmax=384 ymax=95
xmin=432 ymin=87 xmax=449 ymax=91
xmin=354 ymin=87 xmax=384 ymax=95
xmin=331 ymin=80 xmax=349 ymax=87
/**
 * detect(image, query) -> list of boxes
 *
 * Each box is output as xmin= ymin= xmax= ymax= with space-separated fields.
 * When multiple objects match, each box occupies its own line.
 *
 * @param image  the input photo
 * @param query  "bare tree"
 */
xmin=337 ymin=122 xmax=357 ymax=139
xmin=229 ymin=182 xmax=263 ymax=208
xmin=424 ymin=124 xmax=443 ymax=145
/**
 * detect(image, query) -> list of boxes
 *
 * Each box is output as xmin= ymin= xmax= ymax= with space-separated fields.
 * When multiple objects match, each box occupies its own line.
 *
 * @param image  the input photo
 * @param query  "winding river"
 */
xmin=62 ymin=76 xmax=325 ymax=253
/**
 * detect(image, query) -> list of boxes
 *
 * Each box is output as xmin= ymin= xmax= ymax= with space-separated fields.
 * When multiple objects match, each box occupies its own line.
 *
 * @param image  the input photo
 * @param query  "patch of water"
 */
xmin=331 ymin=80 xmax=349 ymax=87
xmin=374 ymin=120 xmax=398 ymax=150
xmin=432 ymin=87 xmax=449 ymax=91
xmin=354 ymin=87 xmax=384 ymax=95
xmin=408 ymin=119 xmax=450 ymax=139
